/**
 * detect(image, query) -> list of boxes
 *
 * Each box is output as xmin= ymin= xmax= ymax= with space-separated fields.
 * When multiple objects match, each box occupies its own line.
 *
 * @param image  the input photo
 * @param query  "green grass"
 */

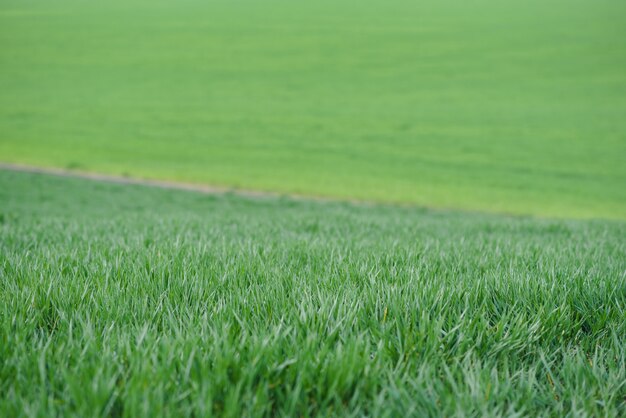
xmin=1 ymin=169 xmax=625 ymax=416
xmin=1 ymin=0 xmax=625 ymax=219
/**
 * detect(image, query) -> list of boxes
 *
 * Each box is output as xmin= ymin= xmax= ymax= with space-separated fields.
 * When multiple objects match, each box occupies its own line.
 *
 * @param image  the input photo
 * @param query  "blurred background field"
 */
xmin=1 ymin=0 xmax=625 ymax=219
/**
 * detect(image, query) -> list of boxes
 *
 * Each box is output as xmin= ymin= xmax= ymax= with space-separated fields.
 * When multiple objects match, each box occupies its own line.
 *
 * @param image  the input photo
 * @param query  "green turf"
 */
xmin=1 ymin=0 xmax=625 ymax=219
xmin=1 ymin=169 xmax=625 ymax=416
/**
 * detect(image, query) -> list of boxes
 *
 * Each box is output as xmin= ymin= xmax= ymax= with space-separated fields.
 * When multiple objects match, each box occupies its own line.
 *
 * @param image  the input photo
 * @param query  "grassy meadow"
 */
xmin=1 ymin=0 xmax=625 ymax=218
xmin=2 ymin=0 xmax=626 ymax=416
xmin=1 ymin=170 xmax=625 ymax=416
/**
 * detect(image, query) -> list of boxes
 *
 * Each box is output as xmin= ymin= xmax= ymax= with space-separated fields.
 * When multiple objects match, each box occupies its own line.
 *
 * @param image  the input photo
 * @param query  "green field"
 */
xmin=1 ymin=0 xmax=625 ymax=218
xmin=1 ymin=170 xmax=625 ymax=416
xmin=2 ymin=0 xmax=626 ymax=415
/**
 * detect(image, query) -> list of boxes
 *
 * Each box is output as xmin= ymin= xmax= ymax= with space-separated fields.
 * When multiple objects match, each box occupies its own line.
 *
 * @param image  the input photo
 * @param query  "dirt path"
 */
xmin=0 ymin=162 xmax=345 ymax=204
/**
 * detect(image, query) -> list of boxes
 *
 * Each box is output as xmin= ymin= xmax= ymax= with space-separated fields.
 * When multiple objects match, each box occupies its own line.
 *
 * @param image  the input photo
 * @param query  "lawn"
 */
xmin=1 ymin=0 xmax=625 ymax=219
xmin=1 ymin=170 xmax=625 ymax=416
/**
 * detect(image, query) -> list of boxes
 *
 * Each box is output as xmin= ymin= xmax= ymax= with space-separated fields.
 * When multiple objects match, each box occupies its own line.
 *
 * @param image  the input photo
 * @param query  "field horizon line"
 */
xmin=0 ymin=161 xmax=619 ymax=223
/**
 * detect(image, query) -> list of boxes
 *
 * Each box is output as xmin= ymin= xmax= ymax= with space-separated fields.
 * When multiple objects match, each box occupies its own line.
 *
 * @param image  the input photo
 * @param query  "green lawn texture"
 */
xmin=1 ymin=0 xmax=625 ymax=219
xmin=1 ymin=170 xmax=625 ymax=416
